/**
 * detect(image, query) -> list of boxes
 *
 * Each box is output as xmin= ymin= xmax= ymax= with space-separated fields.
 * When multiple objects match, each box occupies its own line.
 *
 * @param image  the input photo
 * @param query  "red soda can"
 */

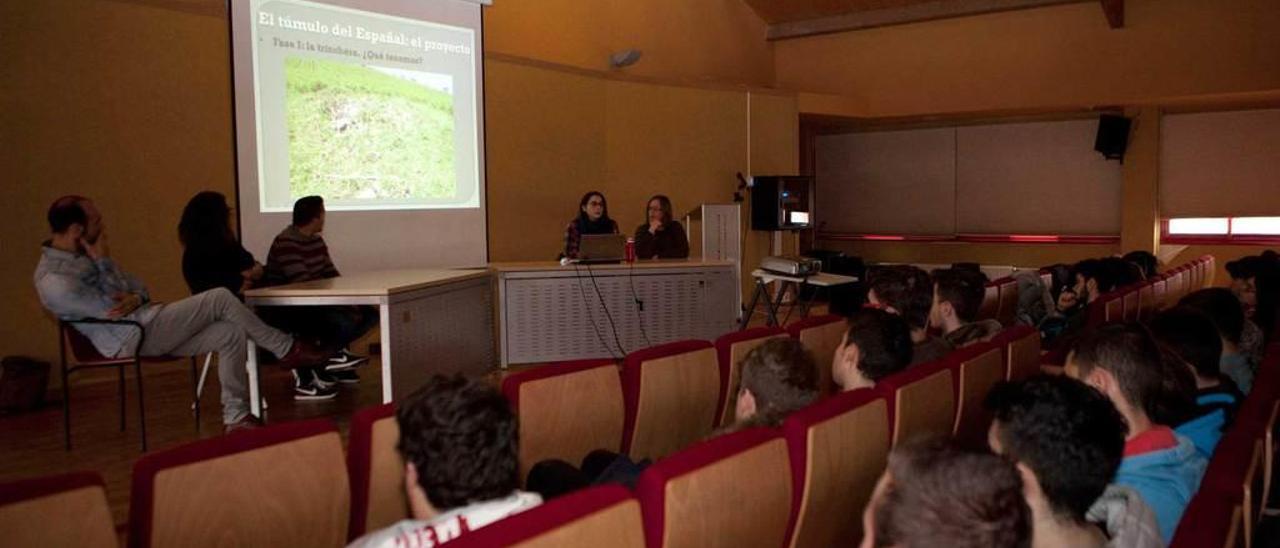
xmin=625 ymin=237 xmax=637 ymax=263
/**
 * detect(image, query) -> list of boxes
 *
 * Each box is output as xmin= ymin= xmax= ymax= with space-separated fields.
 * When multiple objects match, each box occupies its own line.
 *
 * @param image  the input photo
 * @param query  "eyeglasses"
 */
xmin=587 ymin=200 xmax=604 ymax=207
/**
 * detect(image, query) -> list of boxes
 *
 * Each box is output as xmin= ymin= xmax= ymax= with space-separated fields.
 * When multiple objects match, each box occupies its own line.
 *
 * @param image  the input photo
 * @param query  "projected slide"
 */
xmin=250 ymin=0 xmax=479 ymax=211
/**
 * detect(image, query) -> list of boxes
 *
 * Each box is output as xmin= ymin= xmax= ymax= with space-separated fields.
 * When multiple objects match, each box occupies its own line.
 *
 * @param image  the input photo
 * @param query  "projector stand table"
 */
xmin=740 ymin=269 xmax=858 ymax=330
xmin=243 ymin=270 xmax=494 ymax=418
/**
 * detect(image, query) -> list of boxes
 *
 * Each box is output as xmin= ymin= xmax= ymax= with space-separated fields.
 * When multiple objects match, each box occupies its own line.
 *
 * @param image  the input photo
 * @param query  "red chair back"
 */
xmin=621 ymin=340 xmax=719 ymax=460
xmin=715 ymin=327 xmax=787 ymax=427
xmin=952 ymin=344 xmax=1005 ymax=446
xmin=874 ymin=358 xmax=955 ymax=446
xmin=787 ymin=315 xmax=846 ymax=395
xmin=448 ymin=485 xmax=645 ymax=548
xmin=977 ymin=284 xmax=999 ymax=322
xmin=0 ymin=471 xmax=116 ymax=547
xmin=129 ymin=419 xmax=348 ymax=548
xmin=502 ymin=359 xmax=625 ymax=480
xmin=636 ymin=428 xmax=792 ymax=548
xmin=783 ymin=390 xmax=888 ymax=548
xmin=346 ymin=403 xmax=406 ymax=540
xmin=994 ymin=278 xmax=1019 ymax=327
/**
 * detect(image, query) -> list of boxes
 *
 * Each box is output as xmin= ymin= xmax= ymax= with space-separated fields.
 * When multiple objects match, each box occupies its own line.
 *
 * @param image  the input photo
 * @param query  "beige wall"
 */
xmin=1 ymin=0 xmax=235 ymax=366
xmin=484 ymin=0 xmax=775 ymax=87
xmin=1 ymin=0 xmax=788 ymax=366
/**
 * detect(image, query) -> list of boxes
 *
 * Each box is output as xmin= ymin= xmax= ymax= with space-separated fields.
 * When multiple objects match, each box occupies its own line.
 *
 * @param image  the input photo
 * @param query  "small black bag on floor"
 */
xmin=0 ymin=356 xmax=50 ymax=414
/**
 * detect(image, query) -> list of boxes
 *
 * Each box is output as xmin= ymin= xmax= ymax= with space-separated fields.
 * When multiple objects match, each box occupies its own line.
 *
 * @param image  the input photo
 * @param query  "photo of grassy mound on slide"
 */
xmin=285 ymin=57 xmax=455 ymax=202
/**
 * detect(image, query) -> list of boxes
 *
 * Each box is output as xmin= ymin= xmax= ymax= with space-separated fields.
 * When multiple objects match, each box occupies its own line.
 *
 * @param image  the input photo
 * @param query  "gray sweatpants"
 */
xmin=135 ymin=288 xmax=293 ymax=424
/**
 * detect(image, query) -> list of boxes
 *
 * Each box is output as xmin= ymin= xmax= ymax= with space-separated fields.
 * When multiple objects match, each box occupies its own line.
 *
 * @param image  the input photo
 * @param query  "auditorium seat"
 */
xmin=1137 ymin=281 xmax=1157 ymax=321
xmin=129 ymin=419 xmax=349 ymax=548
xmin=1169 ymin=268 xmax=1187 ymax=302
xmin=502 ymin=359 xmax=625 ymax=480
xmin=977 ymin=283 xmax=999 ymax=322
xmin=636 ymin=427 xmax=792 ymax=548
xmin=1170 ymin=492 xmax=1244 ymax=548
xmin=951 ymin=344 xmax=1005 ymax=446
xmin=714 ymin=327 xmax=787 ymax=427
xmin=0 ymin=471 xmax=116 ymax=547
xmin=874 ymin=358 xmax=955 ymax=446
xmin=621 ymin=340 xmax=720 ymax=460
xmin=448 ymin=485 xmax=645 ymax=548
xmin=1153 ymin=277 xmax=1169 ymax=311
xmin=994 ymin=277 xmax=1019 ymax=327
xmin=347 ymin=403 xmax=407 ymax=540
xmin=1122 ymin=287 xmax=1139 ymax=322
xmin=783 ymin=389 xmax=888 ymax=548
xmin=1200 ymin=430 xmax=1265 ymax=547
xmin=997 ymin=325 xmax=1041 ymax=381
xmin=1203 ymin=255 xmax=1216 ymax=288
xmin=786 ymin=314 xmax=846 ymax=395
xmin=1103 ymin=293 xmax=1123 ymax=324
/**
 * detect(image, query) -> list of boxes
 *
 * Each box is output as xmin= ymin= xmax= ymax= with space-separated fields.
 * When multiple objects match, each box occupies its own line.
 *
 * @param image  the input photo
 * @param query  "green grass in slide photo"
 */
xmin=285 ymin=56 xmax=456 ymax=202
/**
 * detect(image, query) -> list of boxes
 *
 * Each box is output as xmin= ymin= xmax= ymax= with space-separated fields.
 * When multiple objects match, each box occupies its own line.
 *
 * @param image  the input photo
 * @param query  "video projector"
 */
xmin=760 ymin=255 xmax=822 ymax=276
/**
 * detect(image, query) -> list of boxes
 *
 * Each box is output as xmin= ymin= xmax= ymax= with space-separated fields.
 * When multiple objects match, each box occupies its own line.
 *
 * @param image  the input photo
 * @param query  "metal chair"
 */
xmin=58 ymin=319 xmax=203 ymax=452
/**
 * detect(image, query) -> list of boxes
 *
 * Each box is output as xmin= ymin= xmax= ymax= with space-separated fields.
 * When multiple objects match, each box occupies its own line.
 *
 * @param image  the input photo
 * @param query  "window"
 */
xmin=1164 ymin=216 xmax=1280 ymax=244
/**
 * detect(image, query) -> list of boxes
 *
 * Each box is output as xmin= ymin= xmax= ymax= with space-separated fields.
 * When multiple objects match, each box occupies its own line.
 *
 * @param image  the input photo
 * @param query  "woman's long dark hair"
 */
xmin=179 ymin=191 xmax=235 ymax=249
xmin=644 ymin=194 xmax=674 ymax=225
xmin=575 ymin=191 xmax=614 ymax=234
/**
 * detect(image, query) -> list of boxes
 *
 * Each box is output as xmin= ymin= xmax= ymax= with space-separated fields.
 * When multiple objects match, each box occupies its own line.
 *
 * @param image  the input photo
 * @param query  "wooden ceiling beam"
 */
xmin=766 ymin=0 xmax=1089 ymax=41
xmin=1100 ymin=0 xmax=1124 ymax=29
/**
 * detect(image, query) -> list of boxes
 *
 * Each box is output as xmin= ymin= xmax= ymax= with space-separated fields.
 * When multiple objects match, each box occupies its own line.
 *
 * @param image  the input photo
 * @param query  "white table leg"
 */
xmin=379 ymin=303 xmax=392 ymax=404
xmin=247 ymin=339 xmax=261 ymax=418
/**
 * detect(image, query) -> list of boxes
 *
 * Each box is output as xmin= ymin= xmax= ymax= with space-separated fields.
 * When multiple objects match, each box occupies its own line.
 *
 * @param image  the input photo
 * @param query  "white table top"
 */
xmin=751 ymin=269 xmax=858 ymax=287
xmin=243 ymin=269 xmax=489 ymax=298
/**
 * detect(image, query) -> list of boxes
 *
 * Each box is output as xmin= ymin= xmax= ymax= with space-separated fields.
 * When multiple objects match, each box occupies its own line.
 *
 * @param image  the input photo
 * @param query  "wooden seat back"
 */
xmin=622 ymin=341 xmax=720 ymax=460
xmin=783 ymin=390 xmax=889 ymax=548
xmin=346 ymin=403 xmax=408 ymax=540
xmin=129 ymin=419 xmax=349 ymax=548
xmin=0 ymin=472 xmax=116 ymax=547
xmin=502 ymin=359 xmax=625 ymax=479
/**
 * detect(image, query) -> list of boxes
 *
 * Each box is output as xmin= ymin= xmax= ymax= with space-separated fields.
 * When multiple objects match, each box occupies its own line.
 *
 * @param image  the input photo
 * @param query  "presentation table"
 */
xmin=243 ymin=269 xmax=494 ymax=417
xmin=740 ymin=269 xmax=859 ymax=329
xmin=490 ymin=260 xmax=738 ymax=366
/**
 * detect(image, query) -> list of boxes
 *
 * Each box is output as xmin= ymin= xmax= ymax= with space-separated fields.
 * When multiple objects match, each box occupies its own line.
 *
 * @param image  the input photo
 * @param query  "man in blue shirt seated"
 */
xmin=1150 ymin=307 xmax=1244 ymax=459
xmin=33 ymin=196 xmax=327 ymax=432
xmin=1064 ymin=324 xmax=1208 ymax=543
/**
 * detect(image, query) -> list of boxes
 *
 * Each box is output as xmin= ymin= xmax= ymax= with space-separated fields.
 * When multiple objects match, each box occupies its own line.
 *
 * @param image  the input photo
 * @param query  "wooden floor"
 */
xmin=0 ymin=358 xmax=387 ymax=526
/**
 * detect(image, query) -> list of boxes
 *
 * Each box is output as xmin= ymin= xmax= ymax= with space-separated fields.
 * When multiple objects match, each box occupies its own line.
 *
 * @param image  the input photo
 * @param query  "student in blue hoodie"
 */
xmin=1150 ymin=307 xmax=1244 ymax=459
xmin=1065 ymin=324 xmax=1208 ymax=544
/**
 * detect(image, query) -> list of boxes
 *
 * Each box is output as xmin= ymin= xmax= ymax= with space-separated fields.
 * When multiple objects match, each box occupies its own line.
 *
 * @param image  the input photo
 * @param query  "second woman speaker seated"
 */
xmin=633 ymin=194 xmax=689 ymax=259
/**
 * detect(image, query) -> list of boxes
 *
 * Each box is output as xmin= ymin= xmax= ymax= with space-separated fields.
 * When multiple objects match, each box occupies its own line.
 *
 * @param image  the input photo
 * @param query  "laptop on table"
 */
xmin=577 ymin=234 xmax=626 ymax=264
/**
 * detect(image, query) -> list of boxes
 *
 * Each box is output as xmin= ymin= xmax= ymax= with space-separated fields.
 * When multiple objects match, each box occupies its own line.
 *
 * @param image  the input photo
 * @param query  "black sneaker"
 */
xmin=314 ymin=369 xmax=349 ymax=387
xmin=292 ymin=370 xmax=338 ymax=401
xmin=323 ymin=349 xmax=369 ymax=372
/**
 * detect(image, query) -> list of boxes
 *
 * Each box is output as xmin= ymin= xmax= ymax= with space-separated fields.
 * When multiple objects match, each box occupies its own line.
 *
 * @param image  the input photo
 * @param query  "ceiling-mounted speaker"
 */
xmin=1095 ymin=114 xmax=1131 ymax=161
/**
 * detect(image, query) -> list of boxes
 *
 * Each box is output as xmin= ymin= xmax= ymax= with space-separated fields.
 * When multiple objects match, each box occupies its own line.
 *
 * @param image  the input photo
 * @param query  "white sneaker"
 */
xmin=292 ymin=370 xmax=338 ymax=401
xmin=323 ymin=349 xmax=369 ymax=372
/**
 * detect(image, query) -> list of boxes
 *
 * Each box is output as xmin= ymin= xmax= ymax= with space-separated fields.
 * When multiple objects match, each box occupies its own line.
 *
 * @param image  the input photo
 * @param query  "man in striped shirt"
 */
xmin=264 ymin=196 xmax=375 ymax=399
